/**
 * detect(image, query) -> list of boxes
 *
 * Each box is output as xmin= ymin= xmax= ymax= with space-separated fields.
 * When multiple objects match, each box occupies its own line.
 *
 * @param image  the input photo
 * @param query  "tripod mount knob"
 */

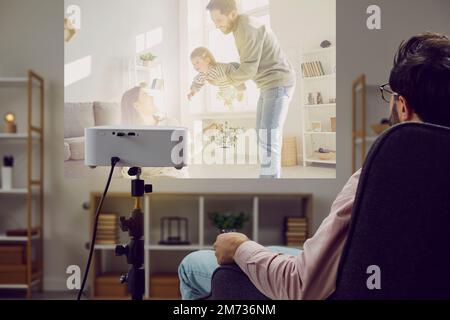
xmin=145 ymin=184 xmax=153 ymax=193
xmin=115 ymin=244 xmax=129 ymax=257
xmin=120 ymin=274 xmax=128 ymax=284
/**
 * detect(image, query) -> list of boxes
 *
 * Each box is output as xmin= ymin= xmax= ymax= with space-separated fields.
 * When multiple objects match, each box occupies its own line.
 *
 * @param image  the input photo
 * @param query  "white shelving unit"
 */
xmin=89 ymin=192 xmax=313 ymax=299
xmin=127 ymin=55 xmax=165 ymax=112
xmin=0 ymin=71 xmax=45 ymax=298
xmin=300 ymin=46 xmax=337 ymax=166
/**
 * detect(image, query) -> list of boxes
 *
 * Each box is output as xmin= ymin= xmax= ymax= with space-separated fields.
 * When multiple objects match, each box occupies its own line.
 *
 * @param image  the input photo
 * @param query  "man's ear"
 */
xmin=398 ymin=96 xmax=414 ymax=121
xmin=229 ymin=10 xmax=238 ymax=20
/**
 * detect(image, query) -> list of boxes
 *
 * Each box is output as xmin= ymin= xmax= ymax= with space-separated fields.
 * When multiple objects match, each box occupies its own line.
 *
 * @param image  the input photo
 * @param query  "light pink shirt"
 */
xmin=234 ymin=169 xmax=361 ymax=300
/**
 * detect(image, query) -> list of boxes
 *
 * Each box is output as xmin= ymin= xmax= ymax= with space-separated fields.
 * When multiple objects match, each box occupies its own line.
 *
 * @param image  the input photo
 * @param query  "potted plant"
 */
xmin=209 ymin=211 xmax=250 ymax=234
xmin=139 ymin=52 xmax=157 ymax=67
xmin=209 ymin=122 xmax=244 ymax=149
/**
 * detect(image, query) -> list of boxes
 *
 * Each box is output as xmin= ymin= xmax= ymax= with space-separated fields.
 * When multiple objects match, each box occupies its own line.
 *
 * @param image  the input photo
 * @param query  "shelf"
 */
xmin=0 ymin=189 xmax=40 ymax=196
xmin=0 ymin=274 xmax=42 ymax=289
xmin=0 ymin=133 xmax=39 ymax=140
xmin=304 ymin=131 xmax=336 ymax=135
xmin=0 ymin=234 xmax=40 ymax=242
xmin=302 ymin=73 xmax=336 ymax=81
xmin=94 ymin=244 xmax=116 ymax=250
xmin=92 ymin=296 xmax=132 ymax=300
xmin=305 ymin=103 xmax=336 ymax=108
xmin=191 ymin=111 xmax=256 ymax=120
xmin=134 ymin=65 xmax=156 ymax=72
xmin=89 ymin=192 xmax=314 ymax=300
xmin=146 ymin=245 xmax=202 ymax=251
xmin=0 ymin=189 xmax=27 ymax=194
xmin=0 ymin=70 xmax=44 ymax=300
xmin=355 ymin=136 xmax=378 ymax=144
xmin=302 ymin=46 xmax=336 ymax=56
xmin=305 ymin=158 xmax=336 ymax=165
xmin=93 ymin=244 xmax=208 ymax=251
xmin=0 ymin=77 xmax=40 ymax=88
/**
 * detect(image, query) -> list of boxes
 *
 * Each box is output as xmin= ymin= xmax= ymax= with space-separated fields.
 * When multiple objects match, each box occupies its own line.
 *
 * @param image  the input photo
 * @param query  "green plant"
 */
xmin=209 ymin=212 xmax=250 ymax=231
xmin=140 ymin=52 xmax=157 ymax=62
xmin=209 ymin=122 xmax=244 ymax=148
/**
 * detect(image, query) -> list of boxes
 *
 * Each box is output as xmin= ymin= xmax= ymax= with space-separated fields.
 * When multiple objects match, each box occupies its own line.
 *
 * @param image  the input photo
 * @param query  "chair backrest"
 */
xmin=330 ymin=122 xmax=450 ymax=299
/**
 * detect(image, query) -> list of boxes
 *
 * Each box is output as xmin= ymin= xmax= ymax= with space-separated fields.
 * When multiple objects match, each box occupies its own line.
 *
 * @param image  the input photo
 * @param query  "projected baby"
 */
xmin=188 ymin=47 xmax=246 ymax=109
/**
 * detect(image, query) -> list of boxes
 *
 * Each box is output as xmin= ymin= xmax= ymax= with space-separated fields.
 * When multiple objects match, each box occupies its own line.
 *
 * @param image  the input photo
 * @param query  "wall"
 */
xmin=270 ymin=0 xmax=336 ymax=154
xmin=0 ymin=0 xmax=79 ymax=290
xmin=64 ymin=0 xmax=180 ymax=119
xmin=337 ymin=0 xmax=450 ymax=178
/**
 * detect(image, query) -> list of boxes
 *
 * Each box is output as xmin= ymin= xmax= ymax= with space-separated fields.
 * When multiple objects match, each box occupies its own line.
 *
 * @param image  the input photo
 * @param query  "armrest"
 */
xmin=199 ymin=263 xmax=270 ymax=300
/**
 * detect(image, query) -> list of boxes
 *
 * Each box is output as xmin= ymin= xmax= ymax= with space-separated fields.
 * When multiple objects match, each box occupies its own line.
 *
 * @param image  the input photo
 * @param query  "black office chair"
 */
xmin=330 ymin=122 xmax=450 ymax=299
xmin=202 ymin=123 xmax=450 ymax=300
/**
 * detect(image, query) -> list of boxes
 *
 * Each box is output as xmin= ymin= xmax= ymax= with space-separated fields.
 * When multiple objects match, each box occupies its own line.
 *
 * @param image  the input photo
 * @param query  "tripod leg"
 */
xmin=128 ymin=267 xmax=145 ymax=300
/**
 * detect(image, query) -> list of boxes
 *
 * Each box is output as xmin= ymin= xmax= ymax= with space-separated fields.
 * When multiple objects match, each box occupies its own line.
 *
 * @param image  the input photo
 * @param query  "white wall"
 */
xmin=337 ymin=0 xmax=450 ymax=180
xmin=270 ymin=0 xmax=336 ymax=157
xmin=64 ymin=0 xmax=180 ymax=119
xmin=0 ymin=0 xmax=81 ymax=291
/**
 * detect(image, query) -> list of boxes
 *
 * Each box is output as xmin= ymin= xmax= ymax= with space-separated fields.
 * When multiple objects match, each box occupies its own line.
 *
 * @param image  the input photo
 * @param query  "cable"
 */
xmin=77 ymin=157 xmax=120 ymax=300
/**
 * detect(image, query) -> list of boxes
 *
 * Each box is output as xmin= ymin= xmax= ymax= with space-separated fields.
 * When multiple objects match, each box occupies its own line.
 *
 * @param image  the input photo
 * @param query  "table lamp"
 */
xmin=4 ymin=112 xmax=17 ymax=134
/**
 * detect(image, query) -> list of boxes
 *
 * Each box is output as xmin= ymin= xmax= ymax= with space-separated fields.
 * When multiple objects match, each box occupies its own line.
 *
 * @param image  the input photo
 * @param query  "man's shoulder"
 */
xmin=235 ymin=14 xmax=265 ymax=34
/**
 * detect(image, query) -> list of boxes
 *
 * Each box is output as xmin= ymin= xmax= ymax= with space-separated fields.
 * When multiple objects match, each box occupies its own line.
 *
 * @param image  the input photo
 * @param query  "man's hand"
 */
xmin=187 ymin=91 xmax=195 ymax=101
xmin=213 ymin=232 xmax=249 ymax=265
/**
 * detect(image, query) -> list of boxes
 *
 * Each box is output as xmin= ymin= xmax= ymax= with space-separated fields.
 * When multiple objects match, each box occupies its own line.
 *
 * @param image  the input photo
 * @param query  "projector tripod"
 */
xmin=115 ymin=167 xmax=152 ymax=300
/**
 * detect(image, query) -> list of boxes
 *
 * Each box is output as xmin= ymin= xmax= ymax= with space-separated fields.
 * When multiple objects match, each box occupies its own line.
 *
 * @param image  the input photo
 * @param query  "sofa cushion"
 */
xmin=94 ymin=102 xmax=121 ymax=126
xmin=65 ymin=137 xmax=85 ymax=160
xmin=64 ymin=141 xmax=71 ymax=161
xmin=64 ymin=102 xmax=95 ymax=138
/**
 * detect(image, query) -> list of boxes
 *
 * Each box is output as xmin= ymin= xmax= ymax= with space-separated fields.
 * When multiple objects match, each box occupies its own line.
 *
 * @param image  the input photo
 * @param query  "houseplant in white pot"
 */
xmin=209 ymin=211 xmax=250 ymax=234
xmin=139 ymin=52 xmax=157 ymax=67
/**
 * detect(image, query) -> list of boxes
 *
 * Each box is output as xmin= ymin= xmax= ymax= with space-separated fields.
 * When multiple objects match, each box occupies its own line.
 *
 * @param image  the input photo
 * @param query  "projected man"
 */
xmin=206 ymin=0 xmax=296 ymax=179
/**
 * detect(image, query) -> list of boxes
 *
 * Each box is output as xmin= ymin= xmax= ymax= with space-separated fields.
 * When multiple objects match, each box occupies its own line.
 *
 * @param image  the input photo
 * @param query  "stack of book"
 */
xmin=301 ymin=61 xmax=326 ymax=78
xmin=285 ymin=217 xmax=308 ymax=247
xmin=96 ymin=214 xmax=119 ymax=245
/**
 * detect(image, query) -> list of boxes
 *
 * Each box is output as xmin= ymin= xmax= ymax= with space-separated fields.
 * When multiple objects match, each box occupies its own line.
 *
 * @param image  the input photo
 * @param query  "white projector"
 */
xmin=85 ymin=126 xmax=188 ymax=168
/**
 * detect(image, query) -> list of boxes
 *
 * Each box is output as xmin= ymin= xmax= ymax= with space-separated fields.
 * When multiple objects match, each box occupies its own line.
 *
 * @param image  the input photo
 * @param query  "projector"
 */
xmin=85 ymin=126 xmax=188 ymax=169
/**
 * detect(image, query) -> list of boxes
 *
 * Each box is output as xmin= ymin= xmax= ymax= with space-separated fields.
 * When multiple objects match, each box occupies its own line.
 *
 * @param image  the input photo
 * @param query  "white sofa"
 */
xmin=64 ymin=102 xmax=121 ymax=177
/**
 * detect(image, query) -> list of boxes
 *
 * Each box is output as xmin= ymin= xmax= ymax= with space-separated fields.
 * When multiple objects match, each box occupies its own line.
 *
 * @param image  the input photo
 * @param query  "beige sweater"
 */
xmin=229 ymin=14 xmax=296 ymax=91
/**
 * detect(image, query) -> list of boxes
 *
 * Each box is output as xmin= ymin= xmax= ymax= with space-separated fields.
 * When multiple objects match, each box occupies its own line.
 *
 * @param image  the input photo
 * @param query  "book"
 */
xmin=95 ymin=239 xmax=119 ymax=245
xmin=318 ymin=62 xmax=325 ymax=76
xmin=306 ymin=62 xmax=314 ymax=77
xmin=97 ymin=224 xmax=118 ymax=230
xmin=286 ymin=233 xmax=307 ymax=237
xmin=301 ymin=64 xmax=307 ymax=77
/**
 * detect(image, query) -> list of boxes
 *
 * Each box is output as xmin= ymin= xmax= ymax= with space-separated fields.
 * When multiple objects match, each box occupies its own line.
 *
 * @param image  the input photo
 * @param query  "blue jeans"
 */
xmin=178 ymin=246 xmax=301 ymax=300
xmin=257 ymin=86 xmax=295 ymax=179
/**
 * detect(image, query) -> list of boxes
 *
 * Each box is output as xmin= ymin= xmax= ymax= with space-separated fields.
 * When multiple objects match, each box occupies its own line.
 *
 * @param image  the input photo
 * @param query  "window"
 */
xmin=203 ymin=0 xmax=271 ymax=112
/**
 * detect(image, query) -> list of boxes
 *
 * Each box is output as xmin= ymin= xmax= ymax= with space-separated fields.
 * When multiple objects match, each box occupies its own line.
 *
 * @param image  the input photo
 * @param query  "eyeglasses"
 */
xmin=379 ymin=83 xmax=399 ymax=103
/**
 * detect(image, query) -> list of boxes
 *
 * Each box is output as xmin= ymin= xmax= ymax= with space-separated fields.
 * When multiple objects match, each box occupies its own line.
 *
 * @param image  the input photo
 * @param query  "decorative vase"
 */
xmin=307 ymin=93 xmax=315 ymax=105
xmin=316 ymin=92 xmax=324 ymax=104
xmin=1 ymin=167 xmax=12 ymax=190
xmin=142 ymin=60 xmax=152 ymax=68
xmin=220 ymin=229 xmax=237 ymax=234
xmin=5 ymin=122 xmax=17 ymax=134
xmin=2 ymin=156 xmax=13 ymax=190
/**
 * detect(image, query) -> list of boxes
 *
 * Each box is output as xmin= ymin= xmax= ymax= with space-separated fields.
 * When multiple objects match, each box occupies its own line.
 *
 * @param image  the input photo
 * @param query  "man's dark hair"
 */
xmin=389 ymin=32 xmax=450 ymax=127
xmin=206 ymin=0 xmax=237 ymax=14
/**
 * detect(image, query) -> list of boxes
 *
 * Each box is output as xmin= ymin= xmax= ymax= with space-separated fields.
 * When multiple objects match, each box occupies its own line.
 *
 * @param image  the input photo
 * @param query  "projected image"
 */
xmin=64 ymin=0 xmax=336 ymax=179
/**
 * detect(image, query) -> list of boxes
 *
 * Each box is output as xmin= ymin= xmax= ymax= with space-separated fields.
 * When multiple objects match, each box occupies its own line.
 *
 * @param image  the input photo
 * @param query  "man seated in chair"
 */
xmin=178 ymin=32 xmax=450 ymax=300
